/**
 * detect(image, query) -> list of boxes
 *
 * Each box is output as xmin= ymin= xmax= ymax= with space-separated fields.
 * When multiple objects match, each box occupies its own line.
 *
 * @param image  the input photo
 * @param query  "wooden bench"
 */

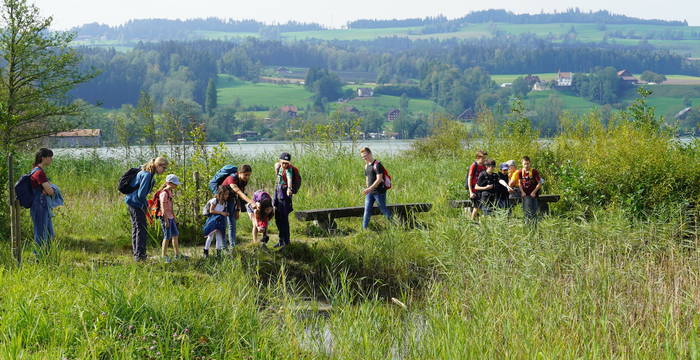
xmin=295 ymin=203 xmax=433 ymax=232
xmin=449 ymin=194 xmax=561 ymax=214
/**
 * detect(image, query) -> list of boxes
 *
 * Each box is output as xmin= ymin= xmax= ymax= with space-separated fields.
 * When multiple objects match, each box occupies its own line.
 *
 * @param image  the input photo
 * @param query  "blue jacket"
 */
xmin=47 ymin=184 xmax=64 ymax=217
xmin=124 ymin=170 xmax=155 ymax=209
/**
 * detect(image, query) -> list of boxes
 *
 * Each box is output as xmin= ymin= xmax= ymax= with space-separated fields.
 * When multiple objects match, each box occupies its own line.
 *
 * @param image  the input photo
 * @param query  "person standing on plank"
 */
xmin=360 ymin=147 xmax=392 ymax=229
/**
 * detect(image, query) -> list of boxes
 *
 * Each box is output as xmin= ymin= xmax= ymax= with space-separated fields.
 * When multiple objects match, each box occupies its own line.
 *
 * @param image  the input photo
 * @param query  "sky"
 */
xmin=34 ymin=0 xmax=699 ymax=29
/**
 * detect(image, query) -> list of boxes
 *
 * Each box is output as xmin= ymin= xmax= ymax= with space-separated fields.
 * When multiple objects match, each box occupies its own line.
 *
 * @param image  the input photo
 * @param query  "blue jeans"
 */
xmin=362 ymin=193 xmax=392 ymax=229
xmin=161 ymin=218 xmax=179 ymax=240
xmin=226 ymin=200 xmax=237 ymax=248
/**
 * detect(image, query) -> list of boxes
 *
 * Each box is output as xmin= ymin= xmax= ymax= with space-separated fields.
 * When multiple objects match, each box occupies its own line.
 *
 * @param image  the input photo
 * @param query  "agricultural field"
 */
xmin=217 ymin=74 xmax=314 ymax=109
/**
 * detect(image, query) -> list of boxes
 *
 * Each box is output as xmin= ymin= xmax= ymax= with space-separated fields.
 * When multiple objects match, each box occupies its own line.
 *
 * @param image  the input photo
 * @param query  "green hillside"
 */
xmin=217 ymin=75 xmax=313 ymax=108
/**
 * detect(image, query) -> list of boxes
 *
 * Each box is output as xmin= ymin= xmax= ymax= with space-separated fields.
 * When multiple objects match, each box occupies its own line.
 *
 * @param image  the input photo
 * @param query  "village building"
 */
xmin=280 ymin=105 xmax=298 ymax=117
xmin=387 ymin=109 xmax=400 ymax=122
xmin=532 ymin=82 xmax=548 ymax=91
xmin=617 ymin=69 xmax=639 ymax=84
xmin=357 ymin=87 xmax=374 ymax=97
xmin=556 ymin=71 xmax=573 ymax=87
xmin=457 ymin=108 xmax=476 ymax=121
xmin=49 ymin=129 xmax=102 ymax=147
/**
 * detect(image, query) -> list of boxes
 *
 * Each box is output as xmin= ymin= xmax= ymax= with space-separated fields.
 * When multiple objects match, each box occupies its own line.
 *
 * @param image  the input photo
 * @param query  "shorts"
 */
xmin=161 ymin=218 xmax=179 ymax=240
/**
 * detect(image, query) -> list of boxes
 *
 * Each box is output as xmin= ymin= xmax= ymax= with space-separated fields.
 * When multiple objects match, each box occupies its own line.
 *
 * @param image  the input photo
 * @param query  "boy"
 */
xmin=221 ymin=164 xmax=254 ymax=248
xmin=511 ymin=156 xmax=543 ymax=222
xmin=465 ymin=151 xmax=487 ymax=220
xmin=497 ymin=163 xmax=515 ymax=210
xmin=474 ymin=159 xmax=500 ymax=216
xmin=360 ymin=147 xmax=392 ymax=229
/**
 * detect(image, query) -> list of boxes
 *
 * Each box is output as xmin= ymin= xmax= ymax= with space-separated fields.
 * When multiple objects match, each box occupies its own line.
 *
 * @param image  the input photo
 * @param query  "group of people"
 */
xmin=466 ymin=150 xmax=544 ymax=221
xmin=22 ymin=146 xmax=542 ymax=262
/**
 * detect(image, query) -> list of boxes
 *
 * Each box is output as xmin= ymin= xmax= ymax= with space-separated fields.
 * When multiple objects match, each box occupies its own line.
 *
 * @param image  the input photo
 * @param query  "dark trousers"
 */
xmin=128 ymin=205 xmax=148 ymax=260
xmin=522 ymin=196 xmax=539 ymax=224
xmin=274 ymin=186 xmax=293 ymax=245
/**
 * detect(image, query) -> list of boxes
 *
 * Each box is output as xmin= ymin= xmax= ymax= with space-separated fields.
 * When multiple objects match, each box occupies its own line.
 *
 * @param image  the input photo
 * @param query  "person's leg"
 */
xmin=523 ymin=196 xmax=538 ymax=223
xmin=226 ymin=201 xmax=237 ymax=248
xmin=279 ymin=208 xmax=290 ymax=245
xmin=376 ymin=193 xmax=392 ymax=221
xmin=215 ymin=231 xmax=224 ymax=250
xmin=134 ymin=207 xmax=148 ymax=260
xmin=362 ymin=193 xmax=375 ymax=229
xmin=171 ymin=219 xmax=180 ymax=257
xmin=161 ymin=219 xmax=169 ymax=257
xmin=204 ymin=234 xmax=214 ymax=250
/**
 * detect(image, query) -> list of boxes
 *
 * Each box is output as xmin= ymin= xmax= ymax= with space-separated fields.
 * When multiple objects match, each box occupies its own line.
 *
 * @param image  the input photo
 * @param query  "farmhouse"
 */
xmin=387 ymin=109 xmax=400 ymax=122
xmin=280 ymin=105 xmax=298 ymax=117
xmin=457 ymin=108 xmax=476 ymax=121
xmin=556 ymin=71 xmax=573 ymax=87
xmin=50 ymin=129 xmax=101 ymax=148
xmin=617 ymin=69 xmax=639 ymax=84
xmin=357 ymin=87 xmax=374 ymax=97
xmin=532 ymin=82 xmax=548 ymax=91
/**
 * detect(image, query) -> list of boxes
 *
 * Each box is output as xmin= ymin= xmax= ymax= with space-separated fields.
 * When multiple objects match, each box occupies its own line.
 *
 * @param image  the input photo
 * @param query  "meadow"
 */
xmin=2 ymin=97 xmax=700 ymax=358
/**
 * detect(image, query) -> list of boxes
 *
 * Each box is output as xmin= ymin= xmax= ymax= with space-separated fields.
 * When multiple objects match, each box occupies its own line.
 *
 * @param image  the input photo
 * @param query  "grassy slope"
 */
xmin=217 ymin=74 xmax=314 ymax=108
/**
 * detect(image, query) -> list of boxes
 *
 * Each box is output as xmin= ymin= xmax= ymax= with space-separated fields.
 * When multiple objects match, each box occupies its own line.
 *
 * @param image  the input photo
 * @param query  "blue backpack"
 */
xmin=208 ymin=165 xmax=238 ymax=194
xmin=15 ymin=168 xmax=40 ymax=209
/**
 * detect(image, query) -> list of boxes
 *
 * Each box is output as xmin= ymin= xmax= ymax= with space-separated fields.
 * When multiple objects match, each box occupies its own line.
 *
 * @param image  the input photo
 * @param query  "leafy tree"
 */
xmin=640 ymin=70 xmax=667 ymax=83
xmin=136 ymin=91 xmax=158 ymax=156
xmin=0 ymin=0 xmax=95 ymax=263
xmin=511 ymin=76 xmax=531 ymax=98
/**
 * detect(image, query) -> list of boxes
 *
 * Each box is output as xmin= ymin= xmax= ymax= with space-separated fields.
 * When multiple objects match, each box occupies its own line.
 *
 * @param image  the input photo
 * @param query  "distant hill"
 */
xmin=72 ymin=9 xmax=687 ymax=42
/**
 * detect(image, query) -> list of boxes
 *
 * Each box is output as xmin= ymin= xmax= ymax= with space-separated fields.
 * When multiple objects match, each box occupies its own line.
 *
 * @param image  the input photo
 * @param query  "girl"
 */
xmin=247 ymin=190 xmax=274 ymax=245
xmin=159 ymin=174 xmax=181 ymax=263
xmin=30 ymin=148 xmax=55 ymax=253
xmin=273 ymin=152 xmax=295 ymax=248
xmin=125 ymin=157 xmax=168 ymax=262
xmin=203 ymin=185 xmax=230 ymax=257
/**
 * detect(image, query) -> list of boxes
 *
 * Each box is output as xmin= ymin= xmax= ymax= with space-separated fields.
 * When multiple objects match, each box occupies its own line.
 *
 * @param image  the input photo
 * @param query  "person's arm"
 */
xmin=210 ymin=202 xmax=229 ymax=216
xmin=508 ymin=172 xmax=518 ymax=188
xmin=363 ymin=163 xmax=384 ymax=195
xmin=531 ymin=171 xmax=543 ymax=196
xmin=229 ymin=183 xmax=253 ymax=205
xmin=136 ymin=172 xmax=153 ymax=206
xmin=41 ymin=182 xmax=55 ymax=197
xmin=285 ymin=168 xmax=294 ymax=196
xmin=160 ymin=191 xmax=171 ymax=225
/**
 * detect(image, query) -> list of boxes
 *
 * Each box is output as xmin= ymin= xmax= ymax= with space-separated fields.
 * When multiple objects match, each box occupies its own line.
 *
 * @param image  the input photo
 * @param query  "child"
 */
xmin=465 ymin=150 xmax=487 ymax=220
xmin=511 ymin=156 xmax=544 ymax=223
xmin=497 ymin=163 xmax=515 ymax=210
xmin=203 ymin=185 xmax=230 ymax=257
xmin=273 ymin=152 xmax=295 ymax=249
xmin=221 ymin=164 xmax=254 ymax=249
xmin=474 ymin=159 xmax=500 ymax=216
xmin=247 ymin=190 xmax=274 ymax=246
xmin=159 ymin=174 xmax=182 ymax=263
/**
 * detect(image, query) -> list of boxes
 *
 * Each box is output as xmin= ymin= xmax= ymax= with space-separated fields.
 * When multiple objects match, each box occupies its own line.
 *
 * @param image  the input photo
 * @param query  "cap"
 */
xmin=165 ymin=174 xmax=181 ymax=186
xmin=500 ymin=163 xmax=510 ymax=170
xmin=505 ymin=160 xmax=516 ymax=167
xmin=279 ymin=152 xmax=291 ymax=161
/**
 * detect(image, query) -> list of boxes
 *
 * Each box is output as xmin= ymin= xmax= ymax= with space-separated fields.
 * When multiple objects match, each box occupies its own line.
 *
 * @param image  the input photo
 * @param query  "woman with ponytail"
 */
xmin=125 ymin=156 xmax=168 ymax=261
xmin=30 ymin=148 xmax=55 ymax=252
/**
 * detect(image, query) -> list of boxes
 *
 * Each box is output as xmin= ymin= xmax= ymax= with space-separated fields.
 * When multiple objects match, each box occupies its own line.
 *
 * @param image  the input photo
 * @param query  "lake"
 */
xmin=53 ymin=140 xmax=416 ymax=160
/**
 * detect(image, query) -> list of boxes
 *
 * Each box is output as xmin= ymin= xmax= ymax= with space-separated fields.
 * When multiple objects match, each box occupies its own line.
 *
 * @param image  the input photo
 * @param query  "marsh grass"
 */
xmin=2 ymin=139 xmax=700 ymax=358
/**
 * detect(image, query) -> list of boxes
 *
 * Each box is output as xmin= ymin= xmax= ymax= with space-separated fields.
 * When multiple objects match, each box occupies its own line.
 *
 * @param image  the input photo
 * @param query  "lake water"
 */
xmin=53 ymin=140 xmax=416 ymax=160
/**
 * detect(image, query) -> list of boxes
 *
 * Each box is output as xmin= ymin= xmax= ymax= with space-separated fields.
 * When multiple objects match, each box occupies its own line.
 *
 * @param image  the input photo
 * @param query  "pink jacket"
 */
xmin=159 ymin=189 xmax=175 ymax=220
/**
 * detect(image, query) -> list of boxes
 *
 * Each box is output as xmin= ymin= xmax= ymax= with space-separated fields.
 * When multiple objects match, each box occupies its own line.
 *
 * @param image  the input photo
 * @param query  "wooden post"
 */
xmin=193 ymin=171 xmax=200 ymax=219
xmin=7 ymin=153 xmax=21 ymax=265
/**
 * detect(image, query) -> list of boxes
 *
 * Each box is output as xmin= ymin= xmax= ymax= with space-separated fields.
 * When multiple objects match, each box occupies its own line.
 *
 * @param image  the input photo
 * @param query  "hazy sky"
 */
xmin=34 ymin=0 xmax=699 ymax=29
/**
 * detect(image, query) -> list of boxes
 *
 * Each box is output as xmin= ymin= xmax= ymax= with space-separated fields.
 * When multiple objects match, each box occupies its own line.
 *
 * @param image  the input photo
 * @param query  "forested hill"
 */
xmin=347 ymin=9 xmax=687 ymax=29
xmin=72 ymin=9 xmax=687 ymax=42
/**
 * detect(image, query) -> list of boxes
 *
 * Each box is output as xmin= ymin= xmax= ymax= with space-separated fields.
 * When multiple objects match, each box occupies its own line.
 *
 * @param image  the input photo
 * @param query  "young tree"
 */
xmin=0 ymin=0 xmax=95 ymax=263
xmin=204 ymin=77 xmax=217 ymax=115
xmin=136 ymin=91 xmax=158 ymax=156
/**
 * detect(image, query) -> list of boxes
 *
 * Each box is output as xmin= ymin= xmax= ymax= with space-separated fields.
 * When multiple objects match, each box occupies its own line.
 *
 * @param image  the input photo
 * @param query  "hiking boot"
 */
xmin=261 ymin=235 xmax=269 ymax=243
xmin=163 ymin=256 xmax=171 ymax=264
xmin=203 ymin=248 xmax=209 ymax=258
xmin=273 ymin=242 xmax=286 ymax=249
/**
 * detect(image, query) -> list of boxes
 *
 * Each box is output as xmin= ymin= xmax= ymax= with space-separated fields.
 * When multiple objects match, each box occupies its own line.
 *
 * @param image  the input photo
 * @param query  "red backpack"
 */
xmin=278 ymin=165 xmax=302 ymax=194
xmin=373 ymin=161 xmax=392 ymax=190
xmin=147 ymin=189 xmax=166 ymax=224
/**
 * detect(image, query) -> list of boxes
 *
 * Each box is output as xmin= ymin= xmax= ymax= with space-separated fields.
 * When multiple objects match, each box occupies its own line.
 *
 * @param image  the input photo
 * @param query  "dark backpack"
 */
xmin=118 ymin=168 xmax=141 ymax=194
xmin=209 ymin=165 xmax=238 ymax=194
xmin=278 ymin=165 xmax=302 ymax=194
xmin=15 ymin=168 xmax=40 ymax=209
xmin=253 ymin=190 xmax=272 ymax=203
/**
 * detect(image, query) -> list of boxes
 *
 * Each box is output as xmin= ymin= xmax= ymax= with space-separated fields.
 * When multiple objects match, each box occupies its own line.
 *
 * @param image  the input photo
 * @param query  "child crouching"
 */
xmin=202 ymin=185 xmax=230 ymax=257
xmin=247 ymin=190 xmax=274 ymax=246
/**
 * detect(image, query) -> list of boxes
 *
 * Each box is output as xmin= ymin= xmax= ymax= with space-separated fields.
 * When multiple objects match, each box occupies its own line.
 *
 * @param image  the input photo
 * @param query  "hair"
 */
xmin=33 ymin=148 xmax=53 ymax=166
xmin=475 ymin=150 xmax=487 ymax=159
xmin=240 ymin=164 xmax=252 ymax=173
xmin=215 ymin=185 xmax=230 ymax=204
xmin=359 ymin=147 xmax=372 ymax=154
xmin=256 ymin=198 xmax=274 ymax=220
xmin=522 ymin=156 xmax=531 ymax=162
xmin=484 ymin=159 xmax=496 ymax=167
xmin=143 ymin=157 xmax=169 ymax=173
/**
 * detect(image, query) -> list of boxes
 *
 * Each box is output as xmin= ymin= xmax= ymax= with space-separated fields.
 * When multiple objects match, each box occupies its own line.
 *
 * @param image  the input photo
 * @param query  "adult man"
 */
xmin=360 ymin=147 xmax=392 ymax=229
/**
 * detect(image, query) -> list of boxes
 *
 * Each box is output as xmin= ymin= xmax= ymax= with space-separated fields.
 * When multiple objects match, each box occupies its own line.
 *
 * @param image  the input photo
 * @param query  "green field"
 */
xmin=526 ymin=89 xmax=599 ymax=114
xmin=217 ymin=74 xmax=314 ymax=108
xmin=491 ymin=73 xmax=557 ymax=85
